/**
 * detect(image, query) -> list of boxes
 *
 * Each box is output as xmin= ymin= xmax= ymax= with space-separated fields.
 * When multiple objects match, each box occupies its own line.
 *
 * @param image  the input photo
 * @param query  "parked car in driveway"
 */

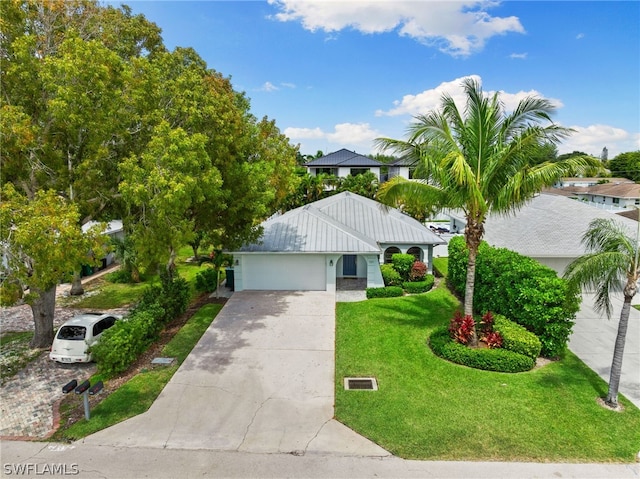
xmin=49 ymin=312 xmax=122 ymax=363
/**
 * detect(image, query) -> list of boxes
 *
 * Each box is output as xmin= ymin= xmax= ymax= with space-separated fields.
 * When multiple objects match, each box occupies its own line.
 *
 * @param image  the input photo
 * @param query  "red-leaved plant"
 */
xmin=409 ymin=261 xmax=428 ymax=281
xmin=483 ymin=330 xmax=503 ymax=349
xmin=449 ymin=311 xmax=476 ymax=345
xmin=479 ymin=311 xmax=495 ymax=335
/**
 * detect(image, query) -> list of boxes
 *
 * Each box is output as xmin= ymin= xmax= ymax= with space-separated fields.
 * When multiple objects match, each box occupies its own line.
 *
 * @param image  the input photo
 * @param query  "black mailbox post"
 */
xmin=62 ymin=378 xmax=103 ymax=420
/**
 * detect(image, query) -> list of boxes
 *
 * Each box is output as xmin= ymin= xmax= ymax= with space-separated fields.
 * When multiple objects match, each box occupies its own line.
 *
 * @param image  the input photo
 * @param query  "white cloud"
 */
xmin=327 ymin=122 xmax=380 ymax=144
xmin=260 ymin=81 xmax=279 ymax=92
xmin=509 ymin=52 xmax=527 ymax=59
xmin=576 ymin=33 xmax=585 ymax=40
xmin=281 ymin=82 xmax=297 ymax=89
xmin=557 ymin=124 xmax=639 ymax=157
xmin=268 ymin=0 xmax=525 ymax=57
xmin=284 ymin=126 xmax=325 ymax=139
xmin=376 ymin=75 xmax=563 ymax=117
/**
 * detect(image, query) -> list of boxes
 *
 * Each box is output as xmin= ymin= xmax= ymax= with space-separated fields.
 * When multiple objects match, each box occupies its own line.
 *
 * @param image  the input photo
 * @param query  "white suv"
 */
xmin=49 ymin=312 xmax=121 ymax=363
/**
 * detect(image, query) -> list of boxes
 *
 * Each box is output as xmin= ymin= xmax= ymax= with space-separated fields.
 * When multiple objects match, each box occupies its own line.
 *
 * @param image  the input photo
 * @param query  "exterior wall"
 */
xmin=379 ymin=244 xmax=434 ymax=273
xmin=364 ymin=255 xmax=385 ymax=288
xmin=337 ymin=166 xmax=381 ymax=180
xmin=234 ymin=254 xmax=327 ymax=291
xmin=530 ymin=256 xmax=573 ymax=276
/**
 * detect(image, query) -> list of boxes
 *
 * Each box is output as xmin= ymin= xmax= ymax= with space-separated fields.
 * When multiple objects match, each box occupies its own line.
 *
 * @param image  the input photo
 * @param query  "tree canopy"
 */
xmin=1 ymin=0 xmax=298 ymax=345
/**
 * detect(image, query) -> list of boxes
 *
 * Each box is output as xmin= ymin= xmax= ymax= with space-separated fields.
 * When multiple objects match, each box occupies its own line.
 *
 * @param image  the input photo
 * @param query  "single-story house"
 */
xmin=305 ymin=149 xmax=384 ymax=181
xmin=445 ymin=193 xmax=639 ymax=275
xmin=548 ymin=178 xmax=640 ymax=211
xmin=231 ymin=192 xmax=445 ymax=292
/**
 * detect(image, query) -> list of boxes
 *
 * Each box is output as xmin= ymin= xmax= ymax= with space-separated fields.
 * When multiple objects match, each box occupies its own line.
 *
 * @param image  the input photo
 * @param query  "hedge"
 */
xmin=391 ymin=253 xmax=415 ymax=281
xmin=380 ymin=263 xmax=402 ymax=286
xmin=447 ymin=236 xmax=579 ymax=358
xmin=402 ymin=275 xmax=435 ymax=294
xmin=493 ymin=315 xmax=542 ymax=360
xmin=92 ymin=273 xmax=191 ymax=378
xmin=366 ymin=286 xmax=404 ymax=299
xmin=429 ymin=327 xmax=535 ymax=373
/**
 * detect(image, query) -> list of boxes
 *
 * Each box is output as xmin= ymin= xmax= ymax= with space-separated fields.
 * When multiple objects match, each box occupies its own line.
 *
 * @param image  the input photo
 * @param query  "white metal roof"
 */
xmin=237 ymin=192 xmax=445 ymax=253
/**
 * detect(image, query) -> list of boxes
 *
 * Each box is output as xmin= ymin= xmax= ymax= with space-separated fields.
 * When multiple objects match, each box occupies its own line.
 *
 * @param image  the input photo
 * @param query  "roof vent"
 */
xmin=344 ymin=377 xmax=378 ymax=390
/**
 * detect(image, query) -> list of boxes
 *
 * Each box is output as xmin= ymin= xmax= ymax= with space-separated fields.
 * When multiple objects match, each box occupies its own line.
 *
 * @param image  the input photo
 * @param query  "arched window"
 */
xmin=407 ymin=247 xmax=423 ymax=262
xmin=384 ymin=247 xmax=401 ymax=263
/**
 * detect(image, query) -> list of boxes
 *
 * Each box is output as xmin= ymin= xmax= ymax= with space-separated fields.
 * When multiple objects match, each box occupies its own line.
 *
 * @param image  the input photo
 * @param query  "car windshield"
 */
xmin=57 ymin=325 xmax=87 ymax=341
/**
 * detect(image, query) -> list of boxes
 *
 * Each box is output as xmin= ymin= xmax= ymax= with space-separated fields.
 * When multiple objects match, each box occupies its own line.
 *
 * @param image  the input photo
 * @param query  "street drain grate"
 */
xmin=344 ymin=377 xmax=378 ymax=391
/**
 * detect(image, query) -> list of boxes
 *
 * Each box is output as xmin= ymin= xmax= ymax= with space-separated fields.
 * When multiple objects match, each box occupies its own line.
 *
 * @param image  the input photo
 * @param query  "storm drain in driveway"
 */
xmin=344 ymin=377 xmax=378 ymax=390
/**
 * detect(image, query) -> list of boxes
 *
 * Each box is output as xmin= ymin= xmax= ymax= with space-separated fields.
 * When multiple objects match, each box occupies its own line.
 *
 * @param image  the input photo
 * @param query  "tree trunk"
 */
xmin=464 ymin=218 xmax=484 ymax=347
xmin=69 ymin=270 xmax=84 ymax=296
xmin=605 ymin=295 xmax=632 ymax=408
xmin=29 ymin=285 xmax=57 ymax=348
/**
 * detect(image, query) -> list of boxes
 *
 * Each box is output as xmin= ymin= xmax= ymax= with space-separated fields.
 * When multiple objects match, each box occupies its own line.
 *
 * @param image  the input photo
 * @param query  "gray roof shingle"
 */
xmin=304 ymin=149 xmax=384 ymax=168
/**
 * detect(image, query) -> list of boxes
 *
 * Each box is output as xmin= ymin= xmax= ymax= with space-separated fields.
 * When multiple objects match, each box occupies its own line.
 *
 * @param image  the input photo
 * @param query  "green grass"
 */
xmin=54 ymin=302 xmax=223 ymax=441
xmin=335 ymin=284 xmax=640 ymax=462
xmin=432 ymin=256 xmax=448 ymax=277
xmin=68 ymin=246 xmax=208 ymax=309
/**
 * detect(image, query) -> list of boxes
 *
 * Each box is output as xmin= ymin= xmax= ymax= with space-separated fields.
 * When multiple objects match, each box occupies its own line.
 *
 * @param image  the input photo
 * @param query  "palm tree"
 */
xmin=564 ymin=218 xmax=639 ymax=408
xmin=376 ymin=78 xmax=592 ymax=345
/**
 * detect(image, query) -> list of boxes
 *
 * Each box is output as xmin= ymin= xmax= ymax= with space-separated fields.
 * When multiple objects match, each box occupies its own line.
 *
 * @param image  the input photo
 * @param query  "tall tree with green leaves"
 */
xmin=0 ymin=184 xmax=107 ymax=347
xmin=376 ymin=78 xmax=592 ymax=345
xmin=564 ymin=218 xmax=639 ymax=408
xmin=608 ymin=151 xmax=640 ymax=182
xmin=119 ymin=121 xmax=222 ymax=275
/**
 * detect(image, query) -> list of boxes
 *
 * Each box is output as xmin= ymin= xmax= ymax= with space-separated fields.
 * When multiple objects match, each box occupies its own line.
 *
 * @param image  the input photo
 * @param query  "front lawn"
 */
xmin=335 ymin=284 xmax=640 ymax=462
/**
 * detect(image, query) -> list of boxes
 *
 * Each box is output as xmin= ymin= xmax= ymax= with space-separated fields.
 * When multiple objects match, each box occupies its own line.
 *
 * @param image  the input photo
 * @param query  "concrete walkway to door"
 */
xmin=82 ymin=291 xmax=388 ymax=456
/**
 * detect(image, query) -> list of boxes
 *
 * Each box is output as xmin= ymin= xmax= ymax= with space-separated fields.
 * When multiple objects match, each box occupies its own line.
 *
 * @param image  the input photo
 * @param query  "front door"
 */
xmin=343 ymin=255 xmax=357 ymax=276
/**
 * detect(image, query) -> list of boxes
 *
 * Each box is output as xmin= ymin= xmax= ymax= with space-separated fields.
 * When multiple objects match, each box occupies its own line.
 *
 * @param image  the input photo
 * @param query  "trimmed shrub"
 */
xmin=392 ymin=253 xmax=415 ymax=281
xmin=447 ymin=236 xmax=579 ymax=358
xmin=366 ymin=286 xmax=404 ymax=299
xmin=91 ymin=304 xmax=165 ymax=377
xmin=494 ymin=315 xmax=542 ymax=360
xmin=409 ymin=261 xmax=427 ymax=281
xmin=93 ymin=272 xmax=191 ymax=378
xmin=380 ymin=263 xmax=402 ymax=286
xmin=195 ymin=267 xmax=219 ymax=293
xmin=402 ymin=275 xmax=435 ymax=294
xmin=429 ymin=326 xmax=535 ymax=373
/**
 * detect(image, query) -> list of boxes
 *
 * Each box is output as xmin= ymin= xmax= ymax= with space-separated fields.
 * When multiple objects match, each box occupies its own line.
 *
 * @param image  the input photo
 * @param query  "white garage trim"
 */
xmin=235 ymin=254 xmax=327 ymax=291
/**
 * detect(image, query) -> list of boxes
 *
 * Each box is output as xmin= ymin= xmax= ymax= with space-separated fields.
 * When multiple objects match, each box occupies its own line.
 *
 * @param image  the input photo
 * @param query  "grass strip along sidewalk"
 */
xmin=52 ymin=302 xmax=222 ymax=441
xmin=335 ymin=284 xmax=640 ymax=463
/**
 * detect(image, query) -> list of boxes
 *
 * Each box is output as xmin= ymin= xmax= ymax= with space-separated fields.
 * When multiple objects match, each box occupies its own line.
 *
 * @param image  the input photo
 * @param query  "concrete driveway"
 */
xmin=570 ymin=292 xmax=640 ymax=409
xmin=83 ymin=291 xmax=388 ymax=457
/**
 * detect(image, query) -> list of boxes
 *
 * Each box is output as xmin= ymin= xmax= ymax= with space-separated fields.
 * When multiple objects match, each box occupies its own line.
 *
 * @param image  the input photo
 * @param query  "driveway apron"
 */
xmin=82 ymin=291 xmax=388 ymax=456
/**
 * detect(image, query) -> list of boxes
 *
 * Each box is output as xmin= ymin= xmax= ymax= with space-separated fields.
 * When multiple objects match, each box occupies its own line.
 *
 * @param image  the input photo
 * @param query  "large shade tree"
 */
xmin=376 ymin=78 xmax=592 ymax=345
xmin=564 ymin=218 xmax=639 ymax=408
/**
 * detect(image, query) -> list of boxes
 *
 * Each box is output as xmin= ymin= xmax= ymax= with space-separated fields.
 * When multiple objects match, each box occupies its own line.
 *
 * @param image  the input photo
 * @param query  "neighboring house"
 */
xmin=445 ymin=193 xmax=639 ymax=275
xmin=382 ymin=157 xmax=419 ymax=182
xmin=305 ymin=149 xmax=384 ymax=181
xmin=548 ymin=178 xmax=640 ymax=211
xmin=230 ymin=192 xmax=445 ymax=292
xmin=81 ymin=220 xmax=124 ymax=273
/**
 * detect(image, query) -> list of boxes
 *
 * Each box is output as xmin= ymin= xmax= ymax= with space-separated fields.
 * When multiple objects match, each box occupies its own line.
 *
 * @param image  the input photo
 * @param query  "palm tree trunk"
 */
xmin=464 ymin=219 xmax=484 ymax=347
xmin=605 ymin=295 xmax=632 ymax=408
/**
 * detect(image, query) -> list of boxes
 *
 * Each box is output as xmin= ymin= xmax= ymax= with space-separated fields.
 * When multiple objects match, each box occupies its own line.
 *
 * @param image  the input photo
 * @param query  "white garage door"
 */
xmin=242 ymin=254 xmax=327 ymax=291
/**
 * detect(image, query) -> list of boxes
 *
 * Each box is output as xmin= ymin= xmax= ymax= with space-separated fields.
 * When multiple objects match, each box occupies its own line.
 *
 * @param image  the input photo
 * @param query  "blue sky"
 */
xmin=119 ymin=1 xmax=639 ymax=158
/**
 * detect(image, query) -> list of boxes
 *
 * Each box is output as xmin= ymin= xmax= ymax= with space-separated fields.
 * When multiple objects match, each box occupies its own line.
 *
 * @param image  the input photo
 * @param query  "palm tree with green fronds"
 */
xmin=564 ymin=218 xmax=639 ymax=409
xmin=376 ymin=78 xmax=594 ymax=346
